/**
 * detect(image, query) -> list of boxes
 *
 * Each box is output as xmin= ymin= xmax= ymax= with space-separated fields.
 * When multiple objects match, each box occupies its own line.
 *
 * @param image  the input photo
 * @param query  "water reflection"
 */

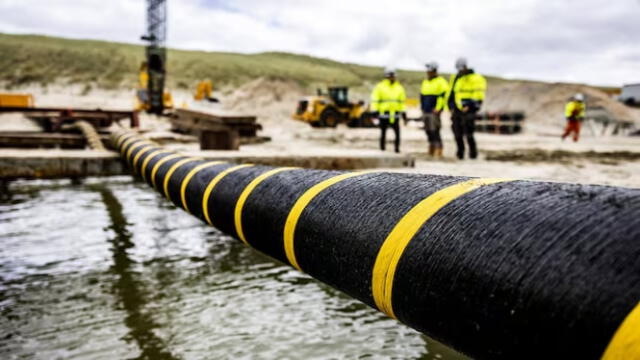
xmin=1 ymin=179 xmax=467 ymax=360
xmin=98 ymin=187 xmax=178 ymax=360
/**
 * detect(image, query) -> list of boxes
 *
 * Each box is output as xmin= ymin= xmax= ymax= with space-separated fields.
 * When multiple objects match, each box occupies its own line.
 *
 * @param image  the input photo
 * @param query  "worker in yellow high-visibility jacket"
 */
xmin=371 ymin=67 xmax=407 ymax=153
xmin=445 ymin=57 xmax=487 ymax=160
xmin=421 ymin=62 xmax=449 ymax=157
xmin=562 ymin=93 xmax=586 ymax=142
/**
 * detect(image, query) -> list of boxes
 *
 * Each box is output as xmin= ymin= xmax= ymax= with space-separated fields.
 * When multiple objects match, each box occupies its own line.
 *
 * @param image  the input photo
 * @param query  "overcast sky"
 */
xmin=1 ymin=0 xmax=639 ymax=86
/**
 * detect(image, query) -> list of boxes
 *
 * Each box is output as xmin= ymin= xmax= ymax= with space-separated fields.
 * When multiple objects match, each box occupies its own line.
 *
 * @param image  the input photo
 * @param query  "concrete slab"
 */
xmin=192 ymin=150 xmax=414 ymax=170
xmin=0 ymin=149 xmax=124 ymax=179
xmin=0 ymin=149 xmax=414 ymax=179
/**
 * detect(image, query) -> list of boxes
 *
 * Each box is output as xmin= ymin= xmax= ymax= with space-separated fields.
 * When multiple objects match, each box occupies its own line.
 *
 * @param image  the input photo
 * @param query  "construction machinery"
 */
xmin=293 ymin=86 xmax=374 ymax=128
xmin=194 ymin=80 xmax=219 ymax=103
xmin=619 ymin=83 xmax=640 ymax=107
xmin=474 ymin=111 xmax=526 ymax=134
xmin=135 ymin=61 xmax=173 ymax=112
xmin=0 ymin=93 xmax=34 ymax=108
xmin=136 ymin=0 xmax=173 ymax=114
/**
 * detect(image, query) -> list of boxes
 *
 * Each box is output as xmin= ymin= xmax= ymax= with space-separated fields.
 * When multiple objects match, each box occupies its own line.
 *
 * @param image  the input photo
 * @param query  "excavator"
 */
xmin=135 ymin=60 xmax=173 ymax=113
xmin=292 ymin=86 xmax=374 ymax=128
xmin=193 ymin=80 xmax=219 ymax=103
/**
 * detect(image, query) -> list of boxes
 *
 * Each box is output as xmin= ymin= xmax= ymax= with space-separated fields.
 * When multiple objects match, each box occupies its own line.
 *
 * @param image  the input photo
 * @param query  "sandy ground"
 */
xmin=251 ymin=122 xmax=640 ymax=188
xmin=3 ymin=80 xmax=640 ymax=188
xmin=221 ymin=79 xmax=640 ymax=188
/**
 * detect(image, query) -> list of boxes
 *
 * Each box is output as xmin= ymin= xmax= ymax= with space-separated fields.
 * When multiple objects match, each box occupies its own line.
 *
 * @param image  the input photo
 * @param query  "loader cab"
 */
xmin=328 ymin=86 xmax=349 ymax=107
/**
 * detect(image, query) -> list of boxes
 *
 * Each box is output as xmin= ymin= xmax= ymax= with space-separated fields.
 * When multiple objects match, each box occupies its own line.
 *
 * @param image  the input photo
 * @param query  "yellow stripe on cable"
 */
xmin=120 ymin=136 xmax=141 ymax=153
xmin=235 ymin=168 xmax=297 ymax=246
xmin=162 ymin=158 xmax=203 ymax=199
xmin=115 ymin=132 xmax=135 ymax=148
xmin=284 ymin=171 xmax=372 ymax=270
xmin=201 ymin=164 xmax=253 ymax=226
xmin=601 ymin=301 xmax=640 ymax=360
xmin=126 ymin=141 xmax=153 ymax=164
xmin=371 ymin=178 xmax=513 ymax=319
xmin=132 ymin=146 xmax=157 ymax=173
xmin=113 ymin=132 xmax=127 ymax=147
xmin=140 ymin=150 xmax=172 ymax=181
xmin=113 ymin=131 xmax=126 ymax=141
xmin=180 ymin=161 xmax=226 ymax=213
xmin=119 ymin=137 xmax=138 ymax=155
xmin=119 ymin=133 xmax=137 ymax=147
xmin=150 ymin=154 xmax=182 ymax=189
xmin=116 ymin=131 xmax=135 ymax=144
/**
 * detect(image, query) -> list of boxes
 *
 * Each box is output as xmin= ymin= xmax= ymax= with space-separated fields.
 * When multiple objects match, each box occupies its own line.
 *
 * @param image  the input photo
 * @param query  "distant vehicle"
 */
xmin=292 ymin=86 xmax=374 ymax=128
xmin=194 ymin=80 xmax=219 ymax=103
xmin=618 ymin=83 xmax=640 ymax=107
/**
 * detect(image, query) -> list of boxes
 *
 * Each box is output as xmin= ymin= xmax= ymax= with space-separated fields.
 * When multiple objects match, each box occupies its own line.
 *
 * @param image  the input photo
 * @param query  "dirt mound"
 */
xmin=485 ymin=82 xmax=638 ymax=133
xmin=224 ymin=78 xmax=305 ymax=111
xmin=220 ymin=78 xmax=309 ymax=131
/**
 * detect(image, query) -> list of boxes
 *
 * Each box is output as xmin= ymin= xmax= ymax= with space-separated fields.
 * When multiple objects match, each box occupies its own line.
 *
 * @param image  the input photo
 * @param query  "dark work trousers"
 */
xmin=423 ymin=113 xmax=442 ymax=148
xmin=451 ymin=110 xmax=477 ymax=159
xmin=379 ymin=117 xmax=401 ymax=152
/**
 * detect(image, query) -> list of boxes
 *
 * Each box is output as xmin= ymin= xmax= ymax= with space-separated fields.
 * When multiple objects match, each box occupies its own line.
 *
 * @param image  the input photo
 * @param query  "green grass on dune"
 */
xmin=0 ymin=33 xmax=438 ymax=93
xmin=0 ymin=33 xmax=614 ymax=96
xmin=0 ymin=34 xmax=139 ymax=88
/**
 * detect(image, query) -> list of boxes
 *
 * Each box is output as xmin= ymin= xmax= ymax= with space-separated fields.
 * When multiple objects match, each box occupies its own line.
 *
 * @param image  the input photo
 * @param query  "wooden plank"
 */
xmin=0 ymin=106 xmax=134 ymax=116
xmin=0 ymin=132 xmax=109 ymax=149
xmin=174 ymin=108 xmax=257 ymax=124
xmin=170 ymin=117 xmax=228 ymax=134
xmin=25 ymin=111 xmax=119 ymax=119
xmin=199 ymin=130 xmax=240 ymax=150
xmin=170 ymin=110 xmax=261 ymax=138
xmin=0 ymin=106 xmax=138 ymax=128
xmin=171 ymin=115 xmax=261 ymax=130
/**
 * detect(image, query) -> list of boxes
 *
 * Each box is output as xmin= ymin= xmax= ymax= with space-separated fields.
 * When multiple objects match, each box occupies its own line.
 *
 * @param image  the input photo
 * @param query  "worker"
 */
xmin=137 ymin=61 xmax=149 ymax=105
xmin=371 ymin=67 xmax=407 ymax=153
xmin=446 ymin=57 xmax=487 ymax=159
xmin=562 ymin=93 xmax=586 ymax=142
xmin=420 ymin=62 xmax=449 ymax=157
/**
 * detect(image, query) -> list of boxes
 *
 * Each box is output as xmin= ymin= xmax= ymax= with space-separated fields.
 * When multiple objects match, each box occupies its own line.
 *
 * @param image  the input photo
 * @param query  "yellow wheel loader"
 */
xmin=292 ymin=87 xmax=375 ymax=128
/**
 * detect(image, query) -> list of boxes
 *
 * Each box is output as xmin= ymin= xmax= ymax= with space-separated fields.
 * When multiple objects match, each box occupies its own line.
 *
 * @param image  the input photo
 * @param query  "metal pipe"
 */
xmin=112 ymin=131 xmax=640 ymax=360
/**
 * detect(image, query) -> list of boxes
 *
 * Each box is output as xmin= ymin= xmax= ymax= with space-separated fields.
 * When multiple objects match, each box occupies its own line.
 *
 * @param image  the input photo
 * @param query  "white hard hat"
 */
xmin=425 ymin=62 xmax=438 ymax=72
xmin=455 ymin=57 xmax=468 ymax=71
xmin=384 ymin=66 xmax=396 ymax=76
xmin=574 ymin=93 xmax=585 ymax=102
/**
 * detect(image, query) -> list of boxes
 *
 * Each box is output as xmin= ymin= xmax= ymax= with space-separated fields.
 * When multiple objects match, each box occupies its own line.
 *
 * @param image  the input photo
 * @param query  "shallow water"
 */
xmin=0 ymin=177 xmax=466 ymax=360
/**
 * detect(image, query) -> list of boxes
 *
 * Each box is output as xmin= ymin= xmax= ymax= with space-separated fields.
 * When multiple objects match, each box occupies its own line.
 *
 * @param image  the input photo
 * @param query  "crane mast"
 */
xmin=141 ymin=0 xmax=167 ymax=114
